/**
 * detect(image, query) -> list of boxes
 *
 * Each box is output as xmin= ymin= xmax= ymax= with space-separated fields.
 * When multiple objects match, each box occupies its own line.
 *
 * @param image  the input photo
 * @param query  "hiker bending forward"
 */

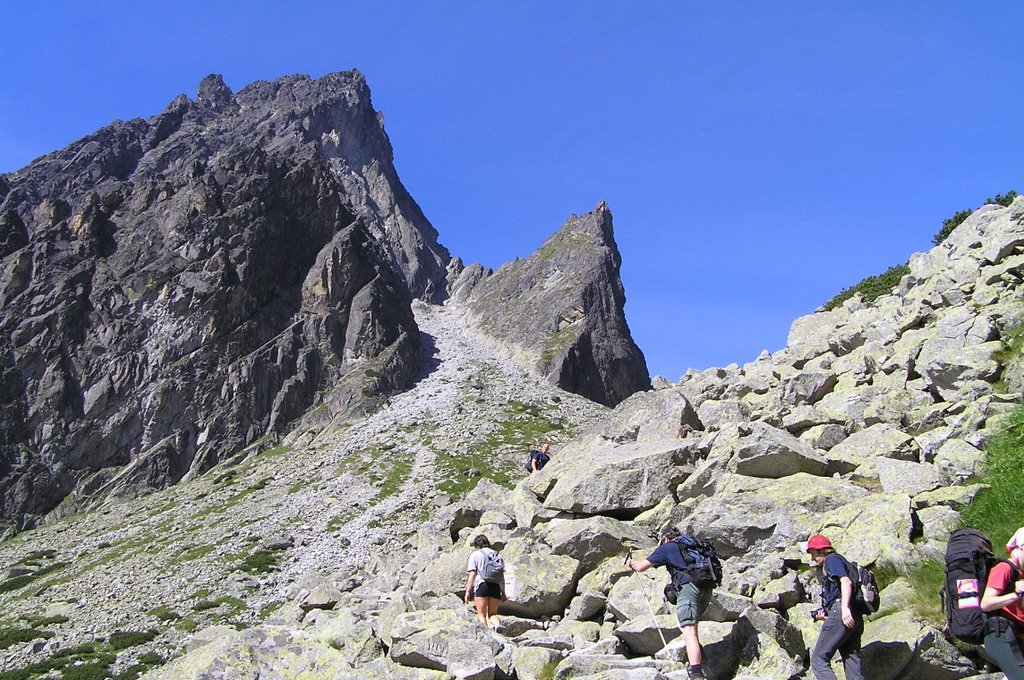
xmin=806 ymin=534 xmax=864 ymax=680
xmin=465 ymin=534 xmax=506 ymax=629
xmin=528 ymin=442 xmax=551 ymax=473
xmin=628 ymin=528 xmax=713 ymax=680
xmin=980 ymin=527 xmax=1024 ymax=680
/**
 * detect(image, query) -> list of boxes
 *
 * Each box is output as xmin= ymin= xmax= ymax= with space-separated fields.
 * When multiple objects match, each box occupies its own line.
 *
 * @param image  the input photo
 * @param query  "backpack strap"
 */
xmin=668 ymin=539 xmax=691 ymax=585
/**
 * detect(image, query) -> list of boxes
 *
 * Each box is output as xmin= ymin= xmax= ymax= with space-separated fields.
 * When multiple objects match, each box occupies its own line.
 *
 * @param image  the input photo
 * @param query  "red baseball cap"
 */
xmin=806 ymin=534 xmax=833 ymax=551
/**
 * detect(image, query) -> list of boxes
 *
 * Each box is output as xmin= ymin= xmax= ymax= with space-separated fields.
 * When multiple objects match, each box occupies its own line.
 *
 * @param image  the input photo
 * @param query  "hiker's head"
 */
xmin=806 ymin=534 xmax=834 ymax=564
xmin=540 ymin=442 xmax=550 ymax=453
xmin=1007 ymin=528 xmax=1024 ymax=562
xmin=473 ymin=534 xmax=491 ymax=549
xmin=660 ymin=527 xmax=681 ymax=544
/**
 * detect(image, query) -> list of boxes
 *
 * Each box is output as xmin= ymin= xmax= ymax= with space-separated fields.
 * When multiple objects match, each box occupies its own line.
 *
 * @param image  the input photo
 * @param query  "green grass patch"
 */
xmin=146 ymin=605 xmax=181 ymax=622
xmin=541 ymin=324 xmax=582 ymax=364
xmin=257 ymin=446 xmax=291 ymax=458
xmin=0 ymin=627 xmax=54 ymax=650
xmin=0 ymin=561 xmax=68 ymax=594
xmin=326 ymin=515 xmax=351 ymax=533
xmin=435 ymin=399 xmax=567 ymax=500
xmin=237 ymin=549 xmax=282 ymax=574
xmin=193 ymin=595 xmax=246 ymax=619
xmin=212 ymin=468 xmax=238 ymax=485
xmin=258 ymin=601 xmax=283 ymax=620
xmin=960 ymin=405 xmax=1024 ymax=546
xmin=901 ymin=402 xmax=1024 ymax=624
xmin=109 ymin=629 xmax=158 ymax=650
xmin=174 ymin=617 xmax=199 ymax=633
xmin=0 ymin=575 xmax=34 ymax=594
xmin=23 ymin=614 xmax=68 ymax=627
xmin=22 ymin=549 xmax=57 ymax=564
xmin=138 ymin=651 xmax=165 ymax=665
xmin=823 ymin=263 xmax=910 ymax=311
xmin=174 ymin=544 xmax=216 ymax=562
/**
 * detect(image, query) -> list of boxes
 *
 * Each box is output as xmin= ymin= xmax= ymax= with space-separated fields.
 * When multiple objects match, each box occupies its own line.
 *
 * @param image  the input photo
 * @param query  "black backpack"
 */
xmin=664 ymin=536 xmax=723 ymax=603
xmin=944 ymin=527 xmax=1017 ymax=644
xmin=839 ymin=557 xmax=881 ymax=614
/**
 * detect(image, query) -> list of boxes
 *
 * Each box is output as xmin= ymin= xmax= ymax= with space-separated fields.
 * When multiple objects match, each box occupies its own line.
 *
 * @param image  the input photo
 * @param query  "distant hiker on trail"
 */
xmin=806 ymin=534 xmax=864 ymax=680
xmin=980 ymin=527 xmax=1024 ymax=679
xmin=465 ymin=534 xmax=506 ymax=630
xmin=526 ymin=442 xmax=551 ymax=473
xmin=628 ymin=528 xmax=719 ymax=680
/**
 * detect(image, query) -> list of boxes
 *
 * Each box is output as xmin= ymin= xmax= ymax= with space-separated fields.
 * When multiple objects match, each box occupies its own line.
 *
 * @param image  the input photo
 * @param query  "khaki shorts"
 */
xmin=675 ymin=581 xmax=713 ymax=627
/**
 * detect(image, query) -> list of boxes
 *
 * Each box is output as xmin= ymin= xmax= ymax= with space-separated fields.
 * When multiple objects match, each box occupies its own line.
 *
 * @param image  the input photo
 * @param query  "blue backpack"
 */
xmin=665 ymin=536 xmax=722 ymax=603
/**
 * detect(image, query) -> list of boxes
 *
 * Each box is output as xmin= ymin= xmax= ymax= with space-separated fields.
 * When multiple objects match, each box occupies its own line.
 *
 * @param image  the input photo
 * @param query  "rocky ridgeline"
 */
xmin=0 ymin=71 xmax=649 ymax=533
xmin=118 ymin=198 xmax=1022 ymax=679
xmin=450 ymin=202 xmax=651 ymax=407
xmin=0 ymin=71 xmax=448 ymax=532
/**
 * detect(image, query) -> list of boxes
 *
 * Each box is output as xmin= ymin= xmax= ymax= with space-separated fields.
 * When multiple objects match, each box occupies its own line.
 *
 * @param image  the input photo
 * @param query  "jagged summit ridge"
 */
xmin=0 ymin=71 xmax=652 ymax=530
xmin=451 ymin=201 xmax=651 ymax=406
xmin=0 ymin=71 xmax=452 ymax=528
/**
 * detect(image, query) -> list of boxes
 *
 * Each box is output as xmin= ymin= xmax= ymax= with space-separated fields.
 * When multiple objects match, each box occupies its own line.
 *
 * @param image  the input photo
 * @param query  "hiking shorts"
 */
xmin=675 ymin=582 xmax=713 ymax=627
xmin=474 ymin=581 xmax=501 ymax=599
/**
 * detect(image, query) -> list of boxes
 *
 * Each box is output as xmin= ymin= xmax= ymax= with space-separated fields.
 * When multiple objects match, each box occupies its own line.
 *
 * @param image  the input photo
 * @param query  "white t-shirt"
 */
xmin=467 ymin=548 xmax=501 ymax=589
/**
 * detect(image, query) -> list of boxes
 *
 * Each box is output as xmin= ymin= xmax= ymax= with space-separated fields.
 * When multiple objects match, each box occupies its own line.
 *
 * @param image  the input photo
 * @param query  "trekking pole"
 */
xmin=626 ymin=550 xmax=671 ymax=655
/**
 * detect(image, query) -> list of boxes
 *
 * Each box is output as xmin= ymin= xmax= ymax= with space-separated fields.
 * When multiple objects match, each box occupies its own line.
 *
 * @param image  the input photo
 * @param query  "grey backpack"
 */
xmin=477 ymin=549 xmax=505 ymax=582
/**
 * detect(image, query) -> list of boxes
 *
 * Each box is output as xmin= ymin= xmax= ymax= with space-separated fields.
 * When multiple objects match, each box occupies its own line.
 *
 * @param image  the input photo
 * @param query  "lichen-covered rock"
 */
xmin=541 ymin=439 xmax=700 ymax=516
xmin=148 ymin=625 xmax=353 ymax=679
xmin=387 ymin=608 xmax=501 ymax=671
xmin=728 ymin=423 xmax=829 ymax=478
xmin=614 ymin=613 xmax=681 ymax=656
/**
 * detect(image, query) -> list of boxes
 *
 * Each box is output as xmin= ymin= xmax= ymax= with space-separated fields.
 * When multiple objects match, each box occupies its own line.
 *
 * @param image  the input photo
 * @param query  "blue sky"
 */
xmin=2 ymin=3 xmax=1021 ymax=380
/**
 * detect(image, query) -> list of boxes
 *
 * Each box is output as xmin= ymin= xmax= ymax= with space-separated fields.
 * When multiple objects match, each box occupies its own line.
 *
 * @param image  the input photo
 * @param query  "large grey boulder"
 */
xmin=146 ymin=625 xmax=352 ymax=678
xmin=539 ymin=439 xmax=701 ymax=516
xmin=501 ymin=538 xmax=581 ymax=618
xmin=678 ymin=473 xmax=868 ymax=559
xmin=540 ymin=516 xmax=652 ymax=576
xmin=592 ymin=388 xmax=703 ymax=442
xmin=387 ymin=608 xmax=501 ymax=671
xmin=816 ymin=493 xmax=916 ymax=567
xmin=727 ymin=423 xmax=828 ymax=478
xmin=453 ymin=202 xmax=650 ymax=407
xmin=861 ymin=611 xmax=975 ymax=680
xmin=614 ymin=614 xmax=682 ymax=656
xmin=824 ymin=423 xmax=919 ymax=474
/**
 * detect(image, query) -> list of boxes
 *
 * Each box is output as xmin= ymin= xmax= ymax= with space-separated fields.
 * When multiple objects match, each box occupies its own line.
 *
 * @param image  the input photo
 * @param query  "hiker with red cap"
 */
xmin=979 ymin=527 xmax=1024 ymax=679
xmin=806 ymin=534 xmax=864 ymax=680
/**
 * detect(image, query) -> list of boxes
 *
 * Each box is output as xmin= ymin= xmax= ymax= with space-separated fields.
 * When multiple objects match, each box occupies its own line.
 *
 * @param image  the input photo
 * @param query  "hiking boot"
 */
xmin=687 ymin=665 xmax=705 ymax=679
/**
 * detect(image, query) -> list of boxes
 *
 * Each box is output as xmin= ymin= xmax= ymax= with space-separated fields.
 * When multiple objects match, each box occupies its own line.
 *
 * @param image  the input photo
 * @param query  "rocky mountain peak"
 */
xmin=195 ymin=73 xmax=234 ymax=111
xmin=452 ymin=202 xmax=651 ymax=406
xmin=0 ymin=72 xmax=651 ymax=532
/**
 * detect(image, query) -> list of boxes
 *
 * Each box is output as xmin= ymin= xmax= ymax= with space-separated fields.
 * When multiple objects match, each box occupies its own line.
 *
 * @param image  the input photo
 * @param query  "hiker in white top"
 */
xmin=465 ymin=534 xmax=506 ymax=630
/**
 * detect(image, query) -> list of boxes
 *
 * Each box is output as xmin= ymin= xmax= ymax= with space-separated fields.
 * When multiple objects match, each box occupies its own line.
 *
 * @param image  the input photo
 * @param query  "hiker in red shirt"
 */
xmin=981 ymin=527 xmax=1024 ymax=679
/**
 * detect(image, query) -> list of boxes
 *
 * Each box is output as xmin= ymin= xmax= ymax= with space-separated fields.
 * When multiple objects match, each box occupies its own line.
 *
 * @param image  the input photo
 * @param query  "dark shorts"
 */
xmin=474 ymin=581 xmax=501 ymax=599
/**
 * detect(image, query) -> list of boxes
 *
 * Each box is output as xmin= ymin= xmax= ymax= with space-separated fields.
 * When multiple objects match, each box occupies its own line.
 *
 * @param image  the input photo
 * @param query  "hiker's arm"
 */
xmin=982 ymin=584 xmax=1024 ymax=612
xmin=628 ymin=558 xmax=653 ymax=572
xmin=465 ymin=571 xmax=476 ymax=603
xmin=839 ymin=576 xmax=855 ymax=628
xmin=531 ymin=457 xmax=538 ymax=472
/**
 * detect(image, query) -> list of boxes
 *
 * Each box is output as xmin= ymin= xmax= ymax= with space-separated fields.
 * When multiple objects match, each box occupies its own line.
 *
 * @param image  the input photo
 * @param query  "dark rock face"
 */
xmin=0 ymin=71 xmax=436 ymax=528
xmin=452 ymin=202 xmax=651 ymax=406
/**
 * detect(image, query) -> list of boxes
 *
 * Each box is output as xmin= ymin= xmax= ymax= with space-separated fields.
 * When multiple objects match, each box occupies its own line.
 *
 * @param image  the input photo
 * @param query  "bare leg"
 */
xmin=487 ymin=597 xmax=501 ymax=628
xmin=474 ymin=597 xmax=489 ymax=626
xmin=682 ymin=625 xmax=701 ymax=665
